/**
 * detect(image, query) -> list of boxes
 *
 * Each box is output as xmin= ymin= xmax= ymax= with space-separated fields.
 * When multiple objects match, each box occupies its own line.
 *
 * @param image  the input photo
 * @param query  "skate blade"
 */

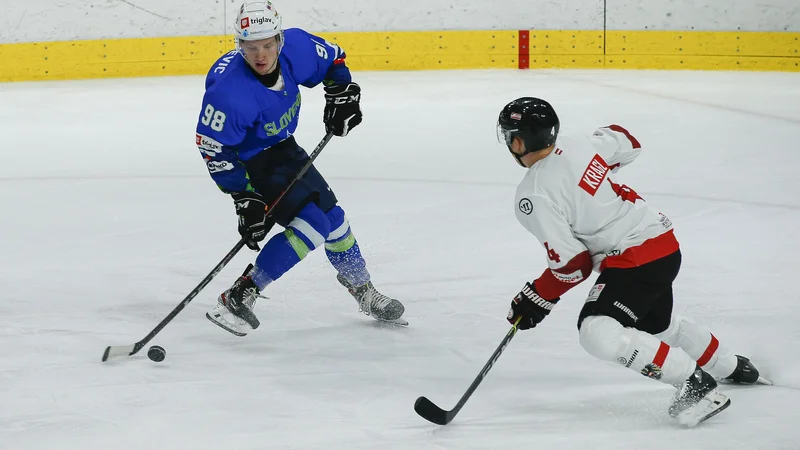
xmin=718 ymin=375 xmax=774 ymax=386
xmin=206 ymin=311 xmax=251 ymax=337
xmin=375 ymin=317 xmax=409 ymax=327
xmin=676 ymin=390 xmax=731 ymax=428
xmin=756 ymin=376 xmax=773 ymax=386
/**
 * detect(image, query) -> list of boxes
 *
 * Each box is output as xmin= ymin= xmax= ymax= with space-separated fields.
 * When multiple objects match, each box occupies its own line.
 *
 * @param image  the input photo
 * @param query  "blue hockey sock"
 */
xmin=325 ymin=231 xmax=370 ymax=286
xmin=249 ymin=265 xmax=274 ymax=291
xmin=252 ymin=229 xmax=310 ymax=290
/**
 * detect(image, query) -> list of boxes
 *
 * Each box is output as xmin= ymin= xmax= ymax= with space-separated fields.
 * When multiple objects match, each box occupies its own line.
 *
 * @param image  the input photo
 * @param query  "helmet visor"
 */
xmin=496 ymin=120 xmax=518 ymax=146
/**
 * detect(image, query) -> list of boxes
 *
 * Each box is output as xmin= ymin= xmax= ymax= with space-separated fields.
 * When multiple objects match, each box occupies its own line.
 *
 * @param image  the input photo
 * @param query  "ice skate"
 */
xmin=337 ymin=273 xmax=408 ymax=326
xmin=206 ymin=264 xmax=262 ymax=336
xmin=669 ymin=367 xmax=731 ymax=427
xmin=723 ymin=355 xmax=772 ymax=385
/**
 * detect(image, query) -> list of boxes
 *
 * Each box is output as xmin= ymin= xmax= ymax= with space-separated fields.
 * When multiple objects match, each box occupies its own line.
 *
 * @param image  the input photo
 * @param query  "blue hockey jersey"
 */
xmin=195 ymin=28 xmax=351 ymax=193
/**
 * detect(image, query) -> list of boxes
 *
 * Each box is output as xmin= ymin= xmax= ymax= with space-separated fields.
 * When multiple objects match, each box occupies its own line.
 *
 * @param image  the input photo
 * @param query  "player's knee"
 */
xmin=579 ymin=315 xmax=628 ymax=361
xmin=653 ymin=314 xmax=683 ymax=346
xmin=325 ymin=206 xmax=348 ymax=238
xmin=655 ymin=314 xmax=709 ymax=350
xmin=324 ymin=205 xmax=356 ymax=252
xmin=285 ymin=202 xmax=332 ymax=257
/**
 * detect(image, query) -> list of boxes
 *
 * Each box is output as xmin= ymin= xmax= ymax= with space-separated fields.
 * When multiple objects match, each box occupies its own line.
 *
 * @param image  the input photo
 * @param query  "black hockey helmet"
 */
xmin=497 ymin=97 xmax=560 ymax=166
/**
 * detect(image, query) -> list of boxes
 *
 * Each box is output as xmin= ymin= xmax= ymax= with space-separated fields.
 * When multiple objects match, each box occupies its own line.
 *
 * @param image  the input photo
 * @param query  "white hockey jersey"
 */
xmin=514 ymin=125 xmax=679 ymax=300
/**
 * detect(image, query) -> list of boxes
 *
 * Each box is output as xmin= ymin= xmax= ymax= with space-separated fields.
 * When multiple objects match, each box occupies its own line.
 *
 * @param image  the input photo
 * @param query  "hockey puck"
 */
xmin=147 ymin=345 xmax=166 ymax=362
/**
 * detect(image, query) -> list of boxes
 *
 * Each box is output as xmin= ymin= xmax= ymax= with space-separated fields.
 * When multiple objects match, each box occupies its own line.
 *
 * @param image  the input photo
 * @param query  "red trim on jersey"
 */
xmin=518 ymin=31 xmax=529 ymax=69
xmin=534 ymin=250 xmax=593 ymax=300
xmin=600 ymin=230 xmax=680 ymax=270
xmin=653 ymin=341 xmax=670 ymax=367
xmin=333 ymin=57 xmax=347 ymax=65
xmin=606 ymin=124 xmax=641 ymax=149
xmin=696 ymin=334 xmax=720 ymax=367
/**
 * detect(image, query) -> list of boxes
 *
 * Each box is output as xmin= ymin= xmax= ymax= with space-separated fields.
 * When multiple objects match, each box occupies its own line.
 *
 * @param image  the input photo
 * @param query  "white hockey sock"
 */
xmin=654 ymin=315 xmax=737 ymax=379
xmin=579 ymin=315 xmax=697 ymax=386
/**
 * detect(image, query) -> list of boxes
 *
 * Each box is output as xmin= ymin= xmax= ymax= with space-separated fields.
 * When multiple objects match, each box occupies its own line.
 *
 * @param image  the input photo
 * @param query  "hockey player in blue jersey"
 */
xmin=195 ymin=0 xmax=406 ymax=336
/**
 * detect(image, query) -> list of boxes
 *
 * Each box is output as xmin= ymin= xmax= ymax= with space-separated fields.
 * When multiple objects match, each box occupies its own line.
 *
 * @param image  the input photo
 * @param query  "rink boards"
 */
xmin=1 ymin=29 xmax=799 ymax=82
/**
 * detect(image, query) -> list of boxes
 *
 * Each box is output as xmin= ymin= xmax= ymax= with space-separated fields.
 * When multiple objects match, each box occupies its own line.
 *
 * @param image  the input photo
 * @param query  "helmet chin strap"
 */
xmin=508 ymin=146 xmax=530 ymax=167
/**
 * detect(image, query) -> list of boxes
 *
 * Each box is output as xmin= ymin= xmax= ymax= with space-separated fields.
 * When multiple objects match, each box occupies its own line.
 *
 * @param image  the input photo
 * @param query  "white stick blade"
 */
xmin=101 ymin=344 xmax=136 ymax=362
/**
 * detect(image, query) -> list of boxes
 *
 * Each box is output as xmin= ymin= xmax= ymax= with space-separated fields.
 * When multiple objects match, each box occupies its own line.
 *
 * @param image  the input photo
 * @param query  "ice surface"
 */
xmin=1 ymin=69 xmax=799 ymax=449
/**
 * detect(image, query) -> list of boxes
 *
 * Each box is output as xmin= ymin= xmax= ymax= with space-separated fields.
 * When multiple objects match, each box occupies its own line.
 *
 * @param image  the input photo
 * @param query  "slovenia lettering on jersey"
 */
xmin=264 ymin=92 xmax=302 ymax=136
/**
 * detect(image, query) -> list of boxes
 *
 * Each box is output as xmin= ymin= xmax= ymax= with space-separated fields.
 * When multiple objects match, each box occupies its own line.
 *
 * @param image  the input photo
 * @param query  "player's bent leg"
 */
xmin=579 ymin=315 xmax=696 ymax=385
xmin=207 ymin=202 xmax=332 ymax=336
xmin=324 ymin=206 xmax=406 ymax=324
xmin=579 ymin=315 xmax=730 ymax=427
xmin=252 ymin=201 xmax=331 ymax=285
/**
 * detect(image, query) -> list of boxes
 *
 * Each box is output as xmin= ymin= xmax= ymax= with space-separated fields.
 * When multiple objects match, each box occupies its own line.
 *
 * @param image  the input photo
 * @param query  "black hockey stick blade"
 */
xmin=414 ymin=396 xmax=452 ymax=425
xmin=414 ymin=317 xmax=522 ymax=425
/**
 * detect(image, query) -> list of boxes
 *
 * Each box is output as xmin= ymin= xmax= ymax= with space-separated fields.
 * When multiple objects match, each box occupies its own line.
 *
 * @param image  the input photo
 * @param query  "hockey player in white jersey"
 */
xmin=497 ymin=97 xmax=769 ymax=427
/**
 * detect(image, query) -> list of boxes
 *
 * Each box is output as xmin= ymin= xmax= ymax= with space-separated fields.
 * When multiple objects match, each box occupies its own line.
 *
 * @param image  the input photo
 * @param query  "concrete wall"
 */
xmin=2 ymin=0 xmax=798 ymax=44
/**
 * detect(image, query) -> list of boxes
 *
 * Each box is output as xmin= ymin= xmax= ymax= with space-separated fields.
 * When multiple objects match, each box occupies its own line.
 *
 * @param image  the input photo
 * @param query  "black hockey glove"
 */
xmin=507 ymin=282 xmax=560 ymax=330
xmin=232 ymin=192 xmax=273 ymax=251
xmin=324 ymin=82 xmax=362 ymax=137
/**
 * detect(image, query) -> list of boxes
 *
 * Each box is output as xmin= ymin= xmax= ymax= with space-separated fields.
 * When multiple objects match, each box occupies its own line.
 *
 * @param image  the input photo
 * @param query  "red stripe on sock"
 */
xmin=696 ymin=334 xmax=720 ymax=367
xmin=518 ymin=30 xmax=529 ymax=69
xmin=653 ymin=342 xmax=670 ymax=367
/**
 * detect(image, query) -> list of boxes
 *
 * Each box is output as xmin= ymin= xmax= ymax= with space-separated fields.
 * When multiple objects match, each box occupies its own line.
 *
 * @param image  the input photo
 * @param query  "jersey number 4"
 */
xmin=544 ymin=242 xmax=561 ymax=263
xmin=201 ymin=104 xmax=226 ymax=132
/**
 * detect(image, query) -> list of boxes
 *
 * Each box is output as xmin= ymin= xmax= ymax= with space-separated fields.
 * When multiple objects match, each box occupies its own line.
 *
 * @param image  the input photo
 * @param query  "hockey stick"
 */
xmin=101 ymin=132 xmax=335 ymax=362
xmin=414 ymin=317 xmax=522 ymax=425
xmin=101 ymin=238 xmax=247 ymax=362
